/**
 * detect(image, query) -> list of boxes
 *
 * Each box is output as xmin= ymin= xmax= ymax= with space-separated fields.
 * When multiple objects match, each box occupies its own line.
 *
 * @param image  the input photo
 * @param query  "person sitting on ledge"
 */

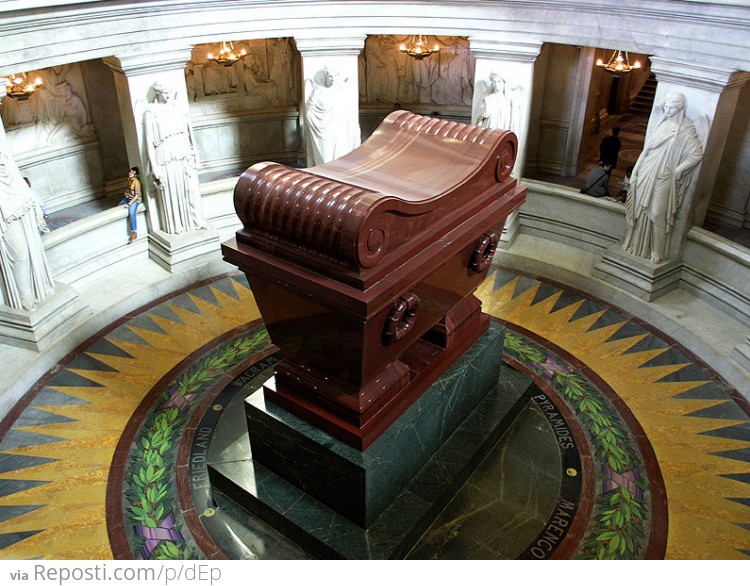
xmin=118 ymin=166 xmax=142 ymax=242
xmin=580 ymin=160 xmax=613 ymax=197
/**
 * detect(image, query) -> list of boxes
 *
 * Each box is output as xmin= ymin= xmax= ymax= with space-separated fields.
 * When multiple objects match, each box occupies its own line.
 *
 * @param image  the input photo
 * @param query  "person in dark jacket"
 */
xmin=599 ymin=127 xmax=622 ymax=169
xmin=581 ymin=161 xmax=613 ymax=197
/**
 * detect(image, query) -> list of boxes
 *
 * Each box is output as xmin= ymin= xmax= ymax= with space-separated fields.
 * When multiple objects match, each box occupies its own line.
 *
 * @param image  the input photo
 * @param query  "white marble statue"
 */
xmin=242 ymin=59 xmax=276 ymax=109
xmin=432 ymin=40 xmax=472 ymax=106
xmin=48 ymin=83 xmax=93 ymax=143
xmin=304 ymin=69 xmax=360 ymax=166
xmin=0 ymin=93 xmax=22 ymax=128
xmin=267 ymin=38 xmax=295 ymax=106
xmin=145 ymin=82 xmax=206 ymax=234
xmin=475 ymin=73 xmax=521 ymax=132
xmin=185 ymin=62 xmax=204 ymax=101
xmin=201 ymin=60 xmax=238 ymax=96
xmin=366 ymin=36 xmax=403 ymax=104
xmin=623 ymin=92 xmax=704 ymax=263
xmin=0 ymin=141 xmax=55 ymax=310
xmin=410 ymin=54 xmax=439 ymax=104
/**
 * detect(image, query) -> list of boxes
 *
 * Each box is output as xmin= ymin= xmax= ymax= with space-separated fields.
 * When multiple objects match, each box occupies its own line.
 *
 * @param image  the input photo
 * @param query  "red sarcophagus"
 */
xmin=222 ymin=111 xmax=526 ymax=449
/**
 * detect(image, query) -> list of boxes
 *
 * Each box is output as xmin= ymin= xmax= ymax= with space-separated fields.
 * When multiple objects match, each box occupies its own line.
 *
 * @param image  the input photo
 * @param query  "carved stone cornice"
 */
xmin=468 ymin=38 xmax=542 ymax=63
xmin=649 ymin=57 xmax=748 ymax=93
xmin=293 ymin=36 xmax=366 ymax=57
xmin=102 ymin=46 xmax=194 ymax=77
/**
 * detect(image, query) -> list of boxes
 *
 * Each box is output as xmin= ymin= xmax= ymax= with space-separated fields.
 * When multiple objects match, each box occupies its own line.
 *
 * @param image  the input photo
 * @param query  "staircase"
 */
xmin=629 ymin=73 xmax=657 ymax=116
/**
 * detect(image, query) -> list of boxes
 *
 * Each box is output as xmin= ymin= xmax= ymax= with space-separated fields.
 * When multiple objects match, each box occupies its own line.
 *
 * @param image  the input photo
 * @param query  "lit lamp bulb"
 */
xmin=207 ymin=52 xmax=214 ymax=60
xmin=596 ymin=58 xmax=604 ymax=66
xmin=633 ymin=60 xmax=642 ymax=69
xmin=399 ymin=35 xmax=439 ymax=59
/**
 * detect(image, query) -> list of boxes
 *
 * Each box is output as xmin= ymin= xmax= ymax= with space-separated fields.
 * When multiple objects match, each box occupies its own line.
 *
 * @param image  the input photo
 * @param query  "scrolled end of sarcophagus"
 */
xmin=232 ymin=111 xmax=522 ymax=286
xmin=232 ymin=162 xmax=382 ymax=272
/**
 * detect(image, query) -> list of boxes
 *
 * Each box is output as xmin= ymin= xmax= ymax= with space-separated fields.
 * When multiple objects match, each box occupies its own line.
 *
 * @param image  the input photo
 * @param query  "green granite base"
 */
xmin=209 ymin=324 xmax=534 ymax=558
xmin=246 ymin=323 xmax=508 ymax=527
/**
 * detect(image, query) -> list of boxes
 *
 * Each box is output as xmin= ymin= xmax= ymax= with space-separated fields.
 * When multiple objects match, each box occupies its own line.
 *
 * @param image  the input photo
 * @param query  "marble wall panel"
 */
xmin=18 ymin=138 xmax=104 ymax=211
xmin=518 ymin=180 xmax=625 ymax=252
xmin=192 ymin=111 xmax=301 ymax=181
xmin=44 ymin=206 xmax=148 ymax=286
xmin=682 ymin=228 xmax=750 ymax=325
xmin=536 ymin=122 xmax=569 ymax=174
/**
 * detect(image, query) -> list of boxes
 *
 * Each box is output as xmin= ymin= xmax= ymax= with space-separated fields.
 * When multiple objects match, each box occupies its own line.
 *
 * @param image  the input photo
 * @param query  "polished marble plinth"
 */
xmin=0 ymin=283 xmax=91 ymax=351
xmin=209 ymin=324 xmax=534 ymax=558
xmin=149 ymin=228 xmax=221 ymax=273
xmin=593 ymin=245 xmax=681 ymax=301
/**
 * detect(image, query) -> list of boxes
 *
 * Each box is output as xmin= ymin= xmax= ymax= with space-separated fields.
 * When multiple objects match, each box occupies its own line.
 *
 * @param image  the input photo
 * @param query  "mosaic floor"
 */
xmin=0 ymin=269 xmax=748 ymax=560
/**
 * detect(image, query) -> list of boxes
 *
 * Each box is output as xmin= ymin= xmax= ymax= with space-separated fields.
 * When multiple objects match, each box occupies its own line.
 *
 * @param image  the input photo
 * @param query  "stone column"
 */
xmin=295 ymin=36 xmax=364 ymax=168
xmin=104 ymin=47 xmax=220 ymax=273
xmin=594 ymin=58 xmax=746 ymax=301
xmin=0 ymin=85 xmax=91 ymax=351
xmin=0 ymin=85 xmax=6 ymax=144
xmin=704 ymin=75 xmax=750 ymax=230
xmin=469 ymin=38 xmax=541 ymax=247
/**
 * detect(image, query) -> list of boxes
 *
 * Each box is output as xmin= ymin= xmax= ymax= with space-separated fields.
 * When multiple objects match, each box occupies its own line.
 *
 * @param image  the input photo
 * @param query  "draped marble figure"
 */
xmin=145 ymin=82 xmax=206 ymax=234
xmin=0 ymin=141 xmax=55 ymax=310
xmin=475 ymin=73 xmax=520 ymax=132
xmin=304 ymin=69 xmax=360 ymax=166
xmin=623 ymin=92 xmax=703 ymax=263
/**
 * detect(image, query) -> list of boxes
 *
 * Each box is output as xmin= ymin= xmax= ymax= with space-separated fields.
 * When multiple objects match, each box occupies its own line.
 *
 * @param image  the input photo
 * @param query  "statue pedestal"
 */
xmin=0 ymin=283 xmax=91 ymax=351
xmin=148 ymin=228 xmax=221 ymax=273
xmin=594 ymin=245 xmax=681 ymax=301
xmin=209 ymin=324 xmax=533 ymax=558
xmin=498 ymin=209 xmax=521 ymax=248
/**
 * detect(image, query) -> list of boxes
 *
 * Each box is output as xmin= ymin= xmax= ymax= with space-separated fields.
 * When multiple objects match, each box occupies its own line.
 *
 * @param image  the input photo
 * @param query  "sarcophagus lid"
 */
xmin=232 ymin=110 xmax=521 ymax=290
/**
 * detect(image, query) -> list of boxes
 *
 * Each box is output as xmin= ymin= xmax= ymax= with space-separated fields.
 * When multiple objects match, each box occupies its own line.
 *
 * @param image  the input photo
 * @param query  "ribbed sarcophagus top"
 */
xmin=233 ymin=110 xmax=519 ymax=289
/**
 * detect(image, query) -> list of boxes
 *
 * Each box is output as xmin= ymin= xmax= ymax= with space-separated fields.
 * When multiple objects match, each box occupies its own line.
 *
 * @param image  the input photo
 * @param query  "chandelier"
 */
xmin=207 ymin=41 xmax=247 ymax=67
xmin=596 ymin=50 xmax=642 ymax=74
xmin=399 ymin=35 xmax=440 ymax=60
xmin=3 ymin=72 xmax=43 ymax=101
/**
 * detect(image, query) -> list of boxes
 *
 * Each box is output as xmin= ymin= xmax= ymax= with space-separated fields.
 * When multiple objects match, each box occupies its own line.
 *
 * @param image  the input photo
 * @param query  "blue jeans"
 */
xmin=119 ymin=199 xmax=139 ymax=232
